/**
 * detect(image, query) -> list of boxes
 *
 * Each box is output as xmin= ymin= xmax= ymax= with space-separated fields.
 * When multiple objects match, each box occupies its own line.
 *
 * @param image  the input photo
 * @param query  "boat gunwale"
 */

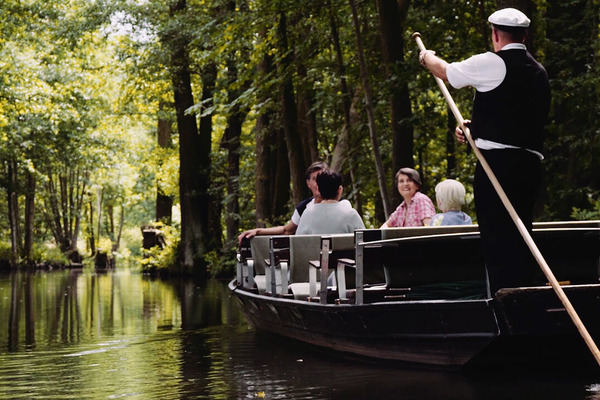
xmin=230 ymin=279 xmax=600 ymax=306
xmin=358 ymin=227 xmax=600 ymax=248
xmin=230 ymin=278 xmax=493 ymax=307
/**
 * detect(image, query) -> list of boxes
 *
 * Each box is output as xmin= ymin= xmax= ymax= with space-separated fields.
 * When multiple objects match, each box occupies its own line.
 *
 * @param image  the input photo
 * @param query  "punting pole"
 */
xmin=412 ymin=32 xmax=600 ymax=367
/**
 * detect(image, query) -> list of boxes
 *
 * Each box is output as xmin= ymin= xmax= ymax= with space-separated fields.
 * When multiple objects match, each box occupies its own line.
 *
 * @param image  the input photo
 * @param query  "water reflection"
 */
xmin=0 ymin=269 xmax=598 ymax=399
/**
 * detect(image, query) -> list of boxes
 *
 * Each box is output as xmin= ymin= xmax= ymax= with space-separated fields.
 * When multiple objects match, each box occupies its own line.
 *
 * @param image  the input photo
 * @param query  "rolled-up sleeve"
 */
xmin=447 ymin=52 xmax=506 ymax=92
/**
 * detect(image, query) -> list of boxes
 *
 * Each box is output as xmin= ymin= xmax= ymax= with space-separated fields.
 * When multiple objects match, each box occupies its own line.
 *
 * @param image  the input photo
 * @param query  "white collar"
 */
xmin=500 ymin=43 xmax=527 ymax=51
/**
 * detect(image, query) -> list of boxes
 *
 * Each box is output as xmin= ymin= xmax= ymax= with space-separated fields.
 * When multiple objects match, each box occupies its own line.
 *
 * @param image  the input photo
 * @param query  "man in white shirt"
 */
xmin=418 ymin=8 xmax=551 ymax=293
xmin=238 ymin=161 xmax=327 ymax=243
xmin=296 ymin=168 xmax=364 ymax=235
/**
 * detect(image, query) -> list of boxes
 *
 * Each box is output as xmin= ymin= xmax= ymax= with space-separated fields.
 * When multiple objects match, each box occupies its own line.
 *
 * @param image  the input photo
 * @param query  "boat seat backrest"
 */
xmin=250 ymin=236 xmax=270 ymax=275
xmin=267 ymin=236 xmax=291 ymax=266
xmin=248 ymin=234 xmax=356 ymax=285
xmin=288 ymin=235 xmax=322 ymax=283
xmin=237 ymin=237 xmax=256 ymax=289
xmin=289 ymin=234 xmax=354 ymax=283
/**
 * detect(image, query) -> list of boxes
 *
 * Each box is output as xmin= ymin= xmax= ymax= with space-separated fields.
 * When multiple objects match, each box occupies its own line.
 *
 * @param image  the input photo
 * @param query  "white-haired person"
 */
xmin=430 ymin=179 xmax=472 ymax=226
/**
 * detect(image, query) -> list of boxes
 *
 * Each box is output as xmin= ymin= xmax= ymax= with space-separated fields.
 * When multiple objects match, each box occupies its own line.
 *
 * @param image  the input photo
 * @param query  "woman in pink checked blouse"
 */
xmin=381 ymin=168 xmax=435 ymax=228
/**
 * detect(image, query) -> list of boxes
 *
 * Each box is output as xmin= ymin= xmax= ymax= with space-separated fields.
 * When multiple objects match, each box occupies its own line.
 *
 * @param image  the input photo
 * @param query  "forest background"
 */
xmin=1 ymin=0 xmax=599 ymax=277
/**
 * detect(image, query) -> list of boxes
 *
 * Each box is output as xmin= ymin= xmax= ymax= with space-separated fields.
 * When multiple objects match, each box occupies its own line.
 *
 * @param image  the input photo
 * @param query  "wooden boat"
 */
xmin=229 ymin=221 xmax=600 ymax=370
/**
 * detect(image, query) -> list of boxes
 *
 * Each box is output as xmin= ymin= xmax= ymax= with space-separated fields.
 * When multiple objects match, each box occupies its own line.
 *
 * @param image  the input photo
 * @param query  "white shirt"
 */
xmin=291 ymin=199 xmax=352 ymax=226
xmin=446 ymin=43 xmax=525 ymax=92
xmin=296 ymin=201 xmax=364 ymax=235
xmin=446 ymin=43 xmax=543 ymax=159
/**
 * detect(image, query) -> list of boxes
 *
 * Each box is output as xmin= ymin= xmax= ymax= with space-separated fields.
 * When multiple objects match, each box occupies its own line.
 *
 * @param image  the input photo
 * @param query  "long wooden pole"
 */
xmin=412 ymin=32 xmax=600 ymax=367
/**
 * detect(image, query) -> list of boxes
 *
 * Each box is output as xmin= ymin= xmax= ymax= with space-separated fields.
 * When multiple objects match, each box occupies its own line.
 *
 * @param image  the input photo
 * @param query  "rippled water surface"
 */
xmin=0 ymin=269 xmax=599 ymax=399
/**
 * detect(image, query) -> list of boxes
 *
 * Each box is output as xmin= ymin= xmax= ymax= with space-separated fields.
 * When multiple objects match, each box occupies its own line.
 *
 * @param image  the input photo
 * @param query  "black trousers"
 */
xmin=474 ymin=149 xmax=541 ymax=294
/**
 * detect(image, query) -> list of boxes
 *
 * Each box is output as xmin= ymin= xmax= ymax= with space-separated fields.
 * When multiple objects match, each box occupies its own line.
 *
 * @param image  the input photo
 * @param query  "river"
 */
xmin=0 ymin=268 xmax=599 ymax=399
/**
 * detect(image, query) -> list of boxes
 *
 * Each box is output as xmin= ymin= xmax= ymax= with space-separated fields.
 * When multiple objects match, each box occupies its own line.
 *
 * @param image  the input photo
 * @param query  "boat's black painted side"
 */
xmin=231 ymin=280 xmax=600 ymax=368
xmin=230 ymin=223 xmax=600 ymax=369
xmin=230 ymin=279 xmax=499 ymax=366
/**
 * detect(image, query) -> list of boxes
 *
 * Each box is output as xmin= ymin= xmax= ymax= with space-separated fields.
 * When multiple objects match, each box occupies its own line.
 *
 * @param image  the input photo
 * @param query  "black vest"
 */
xmin=471 ymin=49 xmax=550 ymax=153
xmin=295 ymin=197 xmax=313 ymax=217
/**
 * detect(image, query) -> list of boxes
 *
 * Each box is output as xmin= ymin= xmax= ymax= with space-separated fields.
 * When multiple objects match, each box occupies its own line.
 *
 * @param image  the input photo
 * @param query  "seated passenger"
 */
xmin=296 ymin=168 xmax=365 ymax=234
xmin=429 ymin=179 xmax=473 ymax=226
xmin=237 ymin=161 xmax=327 ymax=243
xmin=381 ymin=167 xmax=435 ymax=227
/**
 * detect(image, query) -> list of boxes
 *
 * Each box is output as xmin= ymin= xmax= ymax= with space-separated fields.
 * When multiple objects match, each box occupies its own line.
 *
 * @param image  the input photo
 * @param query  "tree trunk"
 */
xmin=255 ymin=111 xmax=275 ymax=227
xmin=224 ymin=56 xmax=249 ymax=246
xmin=40 ymin=167 xmax=86 ymax=255
xmin=7 ymin=161 xmax=20 ymax=267
xmin=296 ymin=63 xmax=319 ymax=165
xmin=272 ymin=128 xmax=291 ymax=219
xmin=156 ymin=114 xmax=173 ymax=224
xmin=349 ymin=0 xmax=391 ymax=217
xmin=329 ymin=1 xmax=352 ymax=172
xmin=277 ymin=11 xmax=308 ymax=205
xmin=224 ymin=122 xmax=240 ymax=244
xmin=72 ymin=170 xmax=86 ymax=252
xmin=254 ymin=33 xmax=290 ymax=226
xmin=113 ymin=204 xmax=124 ymax=253
xmin=95 ymin=187 xmax=103 ymax=251
xmin=88 ymin=199 xmax=96 ymax=255
xmin=200 ymin=62 xmax=221 ymax=254
xmin=377 ymin=0 xmax=414 ymax=207
xmin=328 ymin=3 xmax=363 ymax=212
xmin=23 ymin=170 xmax=35 ymax=262
xmin=107 ymin=204 xmax=115 ymax=239
xmin=166 ymin=0 xmax=211 ymax=275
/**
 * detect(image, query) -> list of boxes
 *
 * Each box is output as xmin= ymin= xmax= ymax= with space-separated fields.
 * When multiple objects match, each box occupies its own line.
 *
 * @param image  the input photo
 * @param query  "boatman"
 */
xmin=418 ymin=8 xmax=551 ymax=293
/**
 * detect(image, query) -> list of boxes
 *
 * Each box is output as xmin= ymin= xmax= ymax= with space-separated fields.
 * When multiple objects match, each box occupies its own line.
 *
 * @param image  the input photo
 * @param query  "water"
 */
xmin=0 ymin=268 xmax=599 ymax=399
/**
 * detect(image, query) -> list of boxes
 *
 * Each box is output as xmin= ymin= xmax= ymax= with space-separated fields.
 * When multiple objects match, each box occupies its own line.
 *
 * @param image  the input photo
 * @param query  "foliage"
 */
xmin=571 ymin=198 xmax=600 ymax=221
xmin=1 ymin=0 xmax=599 ymax=276
xmin=140 ymin=223 xmax=180 ymax=274
xmin=543 ymin=0 xmax=600 ymax=220
xmin=29 ymin=243 xmax=70 ymax=267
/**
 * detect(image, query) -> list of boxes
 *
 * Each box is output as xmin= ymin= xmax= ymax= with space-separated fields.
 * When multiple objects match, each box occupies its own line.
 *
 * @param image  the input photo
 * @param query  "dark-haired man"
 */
xmin=418 ymin=8 xmax=551 ymax=293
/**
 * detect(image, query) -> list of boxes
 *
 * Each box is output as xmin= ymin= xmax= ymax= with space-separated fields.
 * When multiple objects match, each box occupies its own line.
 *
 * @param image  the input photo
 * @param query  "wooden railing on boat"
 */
xmin=236 ymin=220 xmax=600 ymax=305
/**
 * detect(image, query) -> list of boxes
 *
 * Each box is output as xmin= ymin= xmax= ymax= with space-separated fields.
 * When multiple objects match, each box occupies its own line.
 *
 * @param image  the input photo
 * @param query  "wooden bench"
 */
xmin=339 ymin=223 xmax=600 ymax=304
xmin=249 ymin=236 xmax=271 ymax=293
xmin=239 ymin=233 xmax=355 ymax=300
xmin=339 ymin=230 xmax=487 ymax=305
xmin=238 ymin=221 xmax=600 ymax=301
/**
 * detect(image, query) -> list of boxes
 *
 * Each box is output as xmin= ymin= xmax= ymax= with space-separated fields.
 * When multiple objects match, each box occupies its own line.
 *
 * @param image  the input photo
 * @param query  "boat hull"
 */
xmin=230 ymin=280 xmax=498 ymax=366
xmin=230 ymin=280 xmax=600 ymax=369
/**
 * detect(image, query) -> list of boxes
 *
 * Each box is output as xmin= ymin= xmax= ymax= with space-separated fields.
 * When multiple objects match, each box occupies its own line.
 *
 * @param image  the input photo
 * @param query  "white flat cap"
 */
xmin=488 ymin=8 xmax=530 ymax=28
